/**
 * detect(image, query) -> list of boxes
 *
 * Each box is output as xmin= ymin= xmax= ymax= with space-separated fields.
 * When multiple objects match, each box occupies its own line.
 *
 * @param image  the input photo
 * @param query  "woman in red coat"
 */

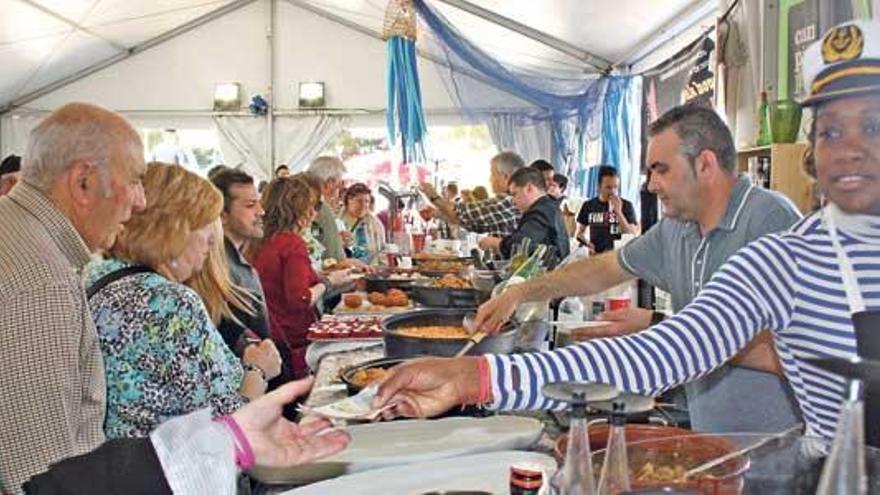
xmin=250 ymin=175 xmax=348 ymax=378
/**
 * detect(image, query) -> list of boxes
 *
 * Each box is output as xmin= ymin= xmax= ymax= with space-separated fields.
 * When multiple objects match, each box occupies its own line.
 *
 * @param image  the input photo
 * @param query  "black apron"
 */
xmin=826 ymin=209 xmax=880 ymax=448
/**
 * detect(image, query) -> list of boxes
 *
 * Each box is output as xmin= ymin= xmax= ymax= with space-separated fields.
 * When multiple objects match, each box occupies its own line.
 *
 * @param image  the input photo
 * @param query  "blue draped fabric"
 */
xmin=589 ymin=77 xmax=643 ymax=202
xmin=413 ymin=0 xmax=641 ymax=201
xmin=386 ymin=36 xmax=427 ymax=162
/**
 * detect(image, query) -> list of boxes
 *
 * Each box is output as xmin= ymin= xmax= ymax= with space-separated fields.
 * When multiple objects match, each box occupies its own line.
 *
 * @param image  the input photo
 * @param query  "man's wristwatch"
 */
xmin=650 ymin=311 xmax=666 ymax=326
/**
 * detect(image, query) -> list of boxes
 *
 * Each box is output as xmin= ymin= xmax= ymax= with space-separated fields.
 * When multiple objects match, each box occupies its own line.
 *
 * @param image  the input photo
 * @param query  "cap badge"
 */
xmin=822 ymin=25 xmax=864 ymax=64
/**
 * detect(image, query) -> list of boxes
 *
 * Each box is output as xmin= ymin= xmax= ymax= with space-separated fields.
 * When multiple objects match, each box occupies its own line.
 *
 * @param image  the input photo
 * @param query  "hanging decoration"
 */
xmin=383 ymin=0 xmax=427 ymax=163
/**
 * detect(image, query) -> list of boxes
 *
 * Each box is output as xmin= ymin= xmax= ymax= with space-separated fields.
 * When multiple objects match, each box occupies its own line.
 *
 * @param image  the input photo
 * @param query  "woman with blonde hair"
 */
xmin=84 ymin=162 xmax=269 ymax=439
xmin=186 ymin=219 xmax=282 ymax=372
xmin=250 ymin=174 xmax=351 ymax=378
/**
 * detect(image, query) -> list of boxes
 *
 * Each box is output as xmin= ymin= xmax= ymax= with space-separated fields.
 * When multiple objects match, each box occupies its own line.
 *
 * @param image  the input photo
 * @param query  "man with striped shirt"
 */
xmin=375 ymin=20 xmax=880 ymax=446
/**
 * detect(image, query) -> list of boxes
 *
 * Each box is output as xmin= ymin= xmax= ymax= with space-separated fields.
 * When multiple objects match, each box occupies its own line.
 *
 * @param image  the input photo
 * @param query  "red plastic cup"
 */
xmin=411 ymin=232 xmax=426 ymax=253
xmin=385 ymin=252 xmax=398 ymax=268
xmin=606 ymin=296 xmax=630 ymax=311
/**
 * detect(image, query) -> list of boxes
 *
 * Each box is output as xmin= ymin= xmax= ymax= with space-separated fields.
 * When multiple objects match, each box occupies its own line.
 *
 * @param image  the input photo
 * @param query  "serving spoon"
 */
xmin=683 ymin=424 xmax=803 ymax=480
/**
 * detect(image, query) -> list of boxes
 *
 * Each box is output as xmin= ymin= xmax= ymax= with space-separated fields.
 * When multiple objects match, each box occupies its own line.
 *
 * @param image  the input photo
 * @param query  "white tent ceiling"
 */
xmin=0 ymin=0 xmax=718 ymax=114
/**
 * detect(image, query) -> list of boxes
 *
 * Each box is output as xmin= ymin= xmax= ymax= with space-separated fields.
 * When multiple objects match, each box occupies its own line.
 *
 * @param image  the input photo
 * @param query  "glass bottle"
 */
xmin=552 ymin=392 xmax=597 ymax=495
xmin=597 ymin=402 xmax=631 ymax=494
xmin=816 ymin=379 xmax=868 ymax=495
xmin=757 ymin=90 xmax=772 ymax=146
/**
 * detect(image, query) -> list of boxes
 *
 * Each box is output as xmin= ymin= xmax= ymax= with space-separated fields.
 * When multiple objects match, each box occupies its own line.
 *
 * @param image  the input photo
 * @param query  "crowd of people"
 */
xmin=0 ymin=97 xmax=649 ymax=492
xmin=0 ymin=19 xmax=877 ymax=494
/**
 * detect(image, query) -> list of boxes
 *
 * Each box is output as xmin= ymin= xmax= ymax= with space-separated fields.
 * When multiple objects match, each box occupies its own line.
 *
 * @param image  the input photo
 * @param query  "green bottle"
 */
xmin=757 ymin=90 xmax=772 ymax=146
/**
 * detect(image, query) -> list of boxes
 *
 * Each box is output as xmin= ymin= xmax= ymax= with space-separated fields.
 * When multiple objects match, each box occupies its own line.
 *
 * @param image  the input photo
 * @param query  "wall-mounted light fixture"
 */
xmin=298 ymin=82 xmax=325 ymax=108
xmin=214 ymin=83 xmax=242 ymax=111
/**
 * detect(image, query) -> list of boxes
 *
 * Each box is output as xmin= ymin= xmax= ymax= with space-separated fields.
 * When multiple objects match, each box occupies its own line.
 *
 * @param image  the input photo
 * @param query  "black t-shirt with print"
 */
xmin=576 ymin=197 xmax=637 ymax=253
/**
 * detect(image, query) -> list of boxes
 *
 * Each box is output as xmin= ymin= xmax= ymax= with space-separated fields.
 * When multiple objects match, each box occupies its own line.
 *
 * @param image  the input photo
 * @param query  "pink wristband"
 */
xmin=216 ymin=415 xmax=255 ymax=470
xmin=477 ymin=356 xmax=491 ymax=404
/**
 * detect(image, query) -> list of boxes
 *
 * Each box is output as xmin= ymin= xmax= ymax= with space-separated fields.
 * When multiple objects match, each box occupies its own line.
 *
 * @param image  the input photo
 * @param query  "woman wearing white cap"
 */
xmin=374 ymin=19 xmax=880 ymax=447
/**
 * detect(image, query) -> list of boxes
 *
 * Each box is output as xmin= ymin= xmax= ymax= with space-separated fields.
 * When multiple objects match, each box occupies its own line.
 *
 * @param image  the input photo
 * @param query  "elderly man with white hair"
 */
xmin=306 ymin=155 xmax=348 ymax=262
xmin=0 ymin=102 xmax=147 ymax=493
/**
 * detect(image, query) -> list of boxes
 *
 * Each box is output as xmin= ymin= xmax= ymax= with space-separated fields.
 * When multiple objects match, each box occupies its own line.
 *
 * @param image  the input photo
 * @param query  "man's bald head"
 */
xmin=20 ymin=103 xmax=147 ymax=251
xmin=22 ymin=102 xmax=143 ymax=192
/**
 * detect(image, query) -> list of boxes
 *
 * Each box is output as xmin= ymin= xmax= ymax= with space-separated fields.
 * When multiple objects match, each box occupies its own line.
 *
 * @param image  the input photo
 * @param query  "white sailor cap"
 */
xmin=801 ymin=19 xmax=880 ymax=107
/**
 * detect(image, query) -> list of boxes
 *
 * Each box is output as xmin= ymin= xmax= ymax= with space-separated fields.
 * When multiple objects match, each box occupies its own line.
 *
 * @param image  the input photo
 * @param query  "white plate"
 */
xmin=282 ymin=450 xmax=557 ymax=495
xmin=252 ymin=415 xmax=545 ymax=485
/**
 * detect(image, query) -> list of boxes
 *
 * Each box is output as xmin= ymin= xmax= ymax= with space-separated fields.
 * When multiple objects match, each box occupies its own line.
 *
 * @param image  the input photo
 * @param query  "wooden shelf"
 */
xmin=736 ymin=143 xmax=815 ymax=214
xmin=736 ymin=144 xmax=772 ymax=157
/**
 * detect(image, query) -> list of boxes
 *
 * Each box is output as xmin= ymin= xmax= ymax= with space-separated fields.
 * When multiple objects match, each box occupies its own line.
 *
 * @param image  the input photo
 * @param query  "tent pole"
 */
xmin=434 ymin=0 xmax=612 ymax=73
xmin=267 ymin=0 xmax=276 ymax=175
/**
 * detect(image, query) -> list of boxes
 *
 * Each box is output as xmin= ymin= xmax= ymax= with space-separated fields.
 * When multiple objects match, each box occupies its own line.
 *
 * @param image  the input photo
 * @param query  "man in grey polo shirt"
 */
xmin=475 ymin=105 xmax=803 ymax=433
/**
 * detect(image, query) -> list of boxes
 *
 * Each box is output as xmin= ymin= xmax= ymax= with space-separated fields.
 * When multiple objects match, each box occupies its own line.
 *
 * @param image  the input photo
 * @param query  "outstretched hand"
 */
xmin=232 ymin=378 xmax=350 ymax=468
xmin=373 ymin=357 xmax=482 ymax=419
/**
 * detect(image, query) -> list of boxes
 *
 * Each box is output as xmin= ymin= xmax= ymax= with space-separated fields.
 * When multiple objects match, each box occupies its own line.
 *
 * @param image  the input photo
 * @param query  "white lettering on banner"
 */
xmin=794 ymin=24 xmax=816 ymax=46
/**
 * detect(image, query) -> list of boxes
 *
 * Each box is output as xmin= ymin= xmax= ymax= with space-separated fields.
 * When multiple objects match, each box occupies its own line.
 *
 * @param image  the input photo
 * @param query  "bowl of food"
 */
xmin=409 ymin=274 xmax=487 ymax=308
xmin=339 ymin=357 xmax=410 ymax=395
xmin=556 ymin=427 xmax=749 ymax=495
xmin=413 ymin=256 xmax=472 ymax=278
xmin=382 ymin=308 xmax=517 ymax=358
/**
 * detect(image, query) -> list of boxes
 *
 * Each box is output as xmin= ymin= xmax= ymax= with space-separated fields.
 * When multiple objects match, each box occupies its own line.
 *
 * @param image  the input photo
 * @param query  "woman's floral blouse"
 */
xmin=84 ymin=258 xmax=245 ymax=438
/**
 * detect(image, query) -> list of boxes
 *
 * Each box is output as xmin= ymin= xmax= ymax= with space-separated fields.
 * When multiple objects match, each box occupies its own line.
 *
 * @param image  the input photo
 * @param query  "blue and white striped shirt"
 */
xmin=487 ymin=206 xmax=880 ymax=442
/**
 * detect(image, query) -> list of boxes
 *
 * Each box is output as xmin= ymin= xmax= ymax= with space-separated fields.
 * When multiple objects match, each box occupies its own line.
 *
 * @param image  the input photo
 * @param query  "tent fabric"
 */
xmin=207 ymin=115 xmax=349 ymax=177
xmin=385 ymin=36 xmax=428 ymax=163
xmin=0 ymin=0 xmax=721 ymax=189
xmin=0 ymin=1 xmax=723 ymax=115
xmin=485 ymin=114 xmax=552 ymax=166
xmin=1 ymin=112 xmax=346 ymax=180
xmin=275 ymin=114 xmax=349 ymax=171
xmin=0 ymin=0 xmax=244 ymax=111
xmin=413 ymin=0 xmax=639 ymax=200
xmin=213 ymin=116 xmax=267 ymax=177
xmin=595 ymin=76 xmax=643 ymax=205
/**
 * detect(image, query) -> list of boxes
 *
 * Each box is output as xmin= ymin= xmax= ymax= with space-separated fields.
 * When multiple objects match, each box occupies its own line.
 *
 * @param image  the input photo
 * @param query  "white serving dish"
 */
xmin=252 ymin=415 xmax=545 ymax=485
xmin=282 ymin=450 xmax=557 ymax=494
